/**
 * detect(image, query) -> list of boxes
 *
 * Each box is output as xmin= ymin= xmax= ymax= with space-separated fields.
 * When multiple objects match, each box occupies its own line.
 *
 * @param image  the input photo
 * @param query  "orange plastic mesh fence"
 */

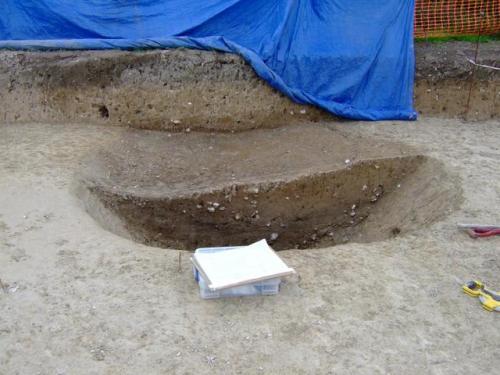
xmin=415 ymin=0 xmax=500 ymax=38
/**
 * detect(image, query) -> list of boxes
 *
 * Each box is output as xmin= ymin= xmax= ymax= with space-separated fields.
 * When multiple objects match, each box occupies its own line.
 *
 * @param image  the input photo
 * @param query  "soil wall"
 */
xmin=0 ymin=42 xmax=498 ymax=130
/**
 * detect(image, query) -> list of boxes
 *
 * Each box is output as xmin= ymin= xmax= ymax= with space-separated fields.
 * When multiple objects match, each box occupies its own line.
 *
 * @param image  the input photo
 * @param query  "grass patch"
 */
xmin=416 ymin=34 xmax=500 ymax=43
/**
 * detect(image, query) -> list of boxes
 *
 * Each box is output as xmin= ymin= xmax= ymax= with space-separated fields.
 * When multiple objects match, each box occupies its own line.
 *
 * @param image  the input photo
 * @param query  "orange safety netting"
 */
xmin=415 ymin=0 xmax=500 ymax=38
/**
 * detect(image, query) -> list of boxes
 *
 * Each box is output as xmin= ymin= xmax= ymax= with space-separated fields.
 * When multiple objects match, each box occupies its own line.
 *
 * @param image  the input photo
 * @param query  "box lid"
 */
xmin=191 ymin=239 xmax=295 ymax=291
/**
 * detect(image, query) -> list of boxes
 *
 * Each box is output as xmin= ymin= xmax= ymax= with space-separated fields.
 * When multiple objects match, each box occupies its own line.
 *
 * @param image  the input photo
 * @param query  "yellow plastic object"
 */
xmin=463 ymin=280 xmax=484 ymax=297
xmin=463 ymin=280 xmax=500 ymax=312
xmin=478 ymin=291 xmax=500 ymax=312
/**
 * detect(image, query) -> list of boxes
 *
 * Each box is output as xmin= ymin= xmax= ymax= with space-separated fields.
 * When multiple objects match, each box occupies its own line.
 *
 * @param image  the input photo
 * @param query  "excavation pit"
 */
xmin=76 ymin=124 xmax=462 ymax=250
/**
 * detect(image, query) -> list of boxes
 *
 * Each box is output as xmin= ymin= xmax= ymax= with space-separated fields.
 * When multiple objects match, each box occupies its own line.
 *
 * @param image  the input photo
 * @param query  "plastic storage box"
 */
xmin=192 ymin=246 xmax=282 ymax=299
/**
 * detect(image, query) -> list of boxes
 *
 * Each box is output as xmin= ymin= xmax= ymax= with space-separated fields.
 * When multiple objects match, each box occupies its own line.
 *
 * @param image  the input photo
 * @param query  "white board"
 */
xmin=191 ymin=239 xmax=295 ymax=291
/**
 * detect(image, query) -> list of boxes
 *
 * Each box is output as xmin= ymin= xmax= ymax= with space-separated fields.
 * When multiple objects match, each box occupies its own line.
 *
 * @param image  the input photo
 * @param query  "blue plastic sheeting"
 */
xmin=0 ymin=1 xmax=417 ymax=121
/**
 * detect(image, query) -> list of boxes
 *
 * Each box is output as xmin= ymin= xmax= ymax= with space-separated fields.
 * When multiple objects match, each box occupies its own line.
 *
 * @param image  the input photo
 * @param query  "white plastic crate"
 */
xmin=192 ymin=246 xmax=281 ymax=299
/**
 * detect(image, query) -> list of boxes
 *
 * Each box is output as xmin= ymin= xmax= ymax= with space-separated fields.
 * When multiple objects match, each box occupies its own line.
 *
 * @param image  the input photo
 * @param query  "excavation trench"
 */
xmin=76 ymin=125 xmax=462 ymax=250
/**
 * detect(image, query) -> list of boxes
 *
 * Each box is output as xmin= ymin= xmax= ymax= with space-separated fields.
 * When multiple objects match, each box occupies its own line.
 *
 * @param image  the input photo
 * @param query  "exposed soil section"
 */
xmin=415 ymin=42 xmax=499 ymax=120
xmin=77 ymin=125 xmax=462 ymax=250
xmin=1 ymin=42 xmax=498 ymax=131
xmin=0 ymin=49 xmax=328 ymax=131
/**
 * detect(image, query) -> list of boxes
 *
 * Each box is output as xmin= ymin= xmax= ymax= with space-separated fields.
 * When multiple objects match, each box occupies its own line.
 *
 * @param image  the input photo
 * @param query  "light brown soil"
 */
xmin=415 ymin=42 xmax=499 ymax=120
xmin=0 ymin=43 xmax=499 ymax=375
xmin=1 ymin=42 xmax=498 ymax=132
xmin=0 ymin=49 xmax=328 ymax=131
xmin=1 ymin=118 xmax=499 ymax=375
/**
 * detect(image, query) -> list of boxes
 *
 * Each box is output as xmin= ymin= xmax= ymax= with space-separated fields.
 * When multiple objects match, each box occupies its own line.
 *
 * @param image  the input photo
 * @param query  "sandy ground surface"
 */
xmin=1 ymin=118 xmax=499 ymax=374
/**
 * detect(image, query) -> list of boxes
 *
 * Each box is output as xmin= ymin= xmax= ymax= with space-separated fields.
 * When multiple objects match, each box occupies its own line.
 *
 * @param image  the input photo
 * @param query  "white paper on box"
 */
xmin=191 ymin=239 xmax=295 ymax=291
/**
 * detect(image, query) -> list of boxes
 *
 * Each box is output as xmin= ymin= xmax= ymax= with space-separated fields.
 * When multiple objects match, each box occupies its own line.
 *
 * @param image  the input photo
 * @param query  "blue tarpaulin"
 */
xmin=0 ymin=1 xmax=417 ymax=121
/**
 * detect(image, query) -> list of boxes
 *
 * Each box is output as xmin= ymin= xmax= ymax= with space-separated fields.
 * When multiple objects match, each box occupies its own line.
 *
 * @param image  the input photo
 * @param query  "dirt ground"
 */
xmin=1 ymin=117 xmax=499 ymax=374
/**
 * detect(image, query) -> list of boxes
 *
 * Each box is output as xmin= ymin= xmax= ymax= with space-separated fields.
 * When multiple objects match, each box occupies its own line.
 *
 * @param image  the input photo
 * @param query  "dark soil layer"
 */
xmin=76 ymin=125 xmax=462 ymax=250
